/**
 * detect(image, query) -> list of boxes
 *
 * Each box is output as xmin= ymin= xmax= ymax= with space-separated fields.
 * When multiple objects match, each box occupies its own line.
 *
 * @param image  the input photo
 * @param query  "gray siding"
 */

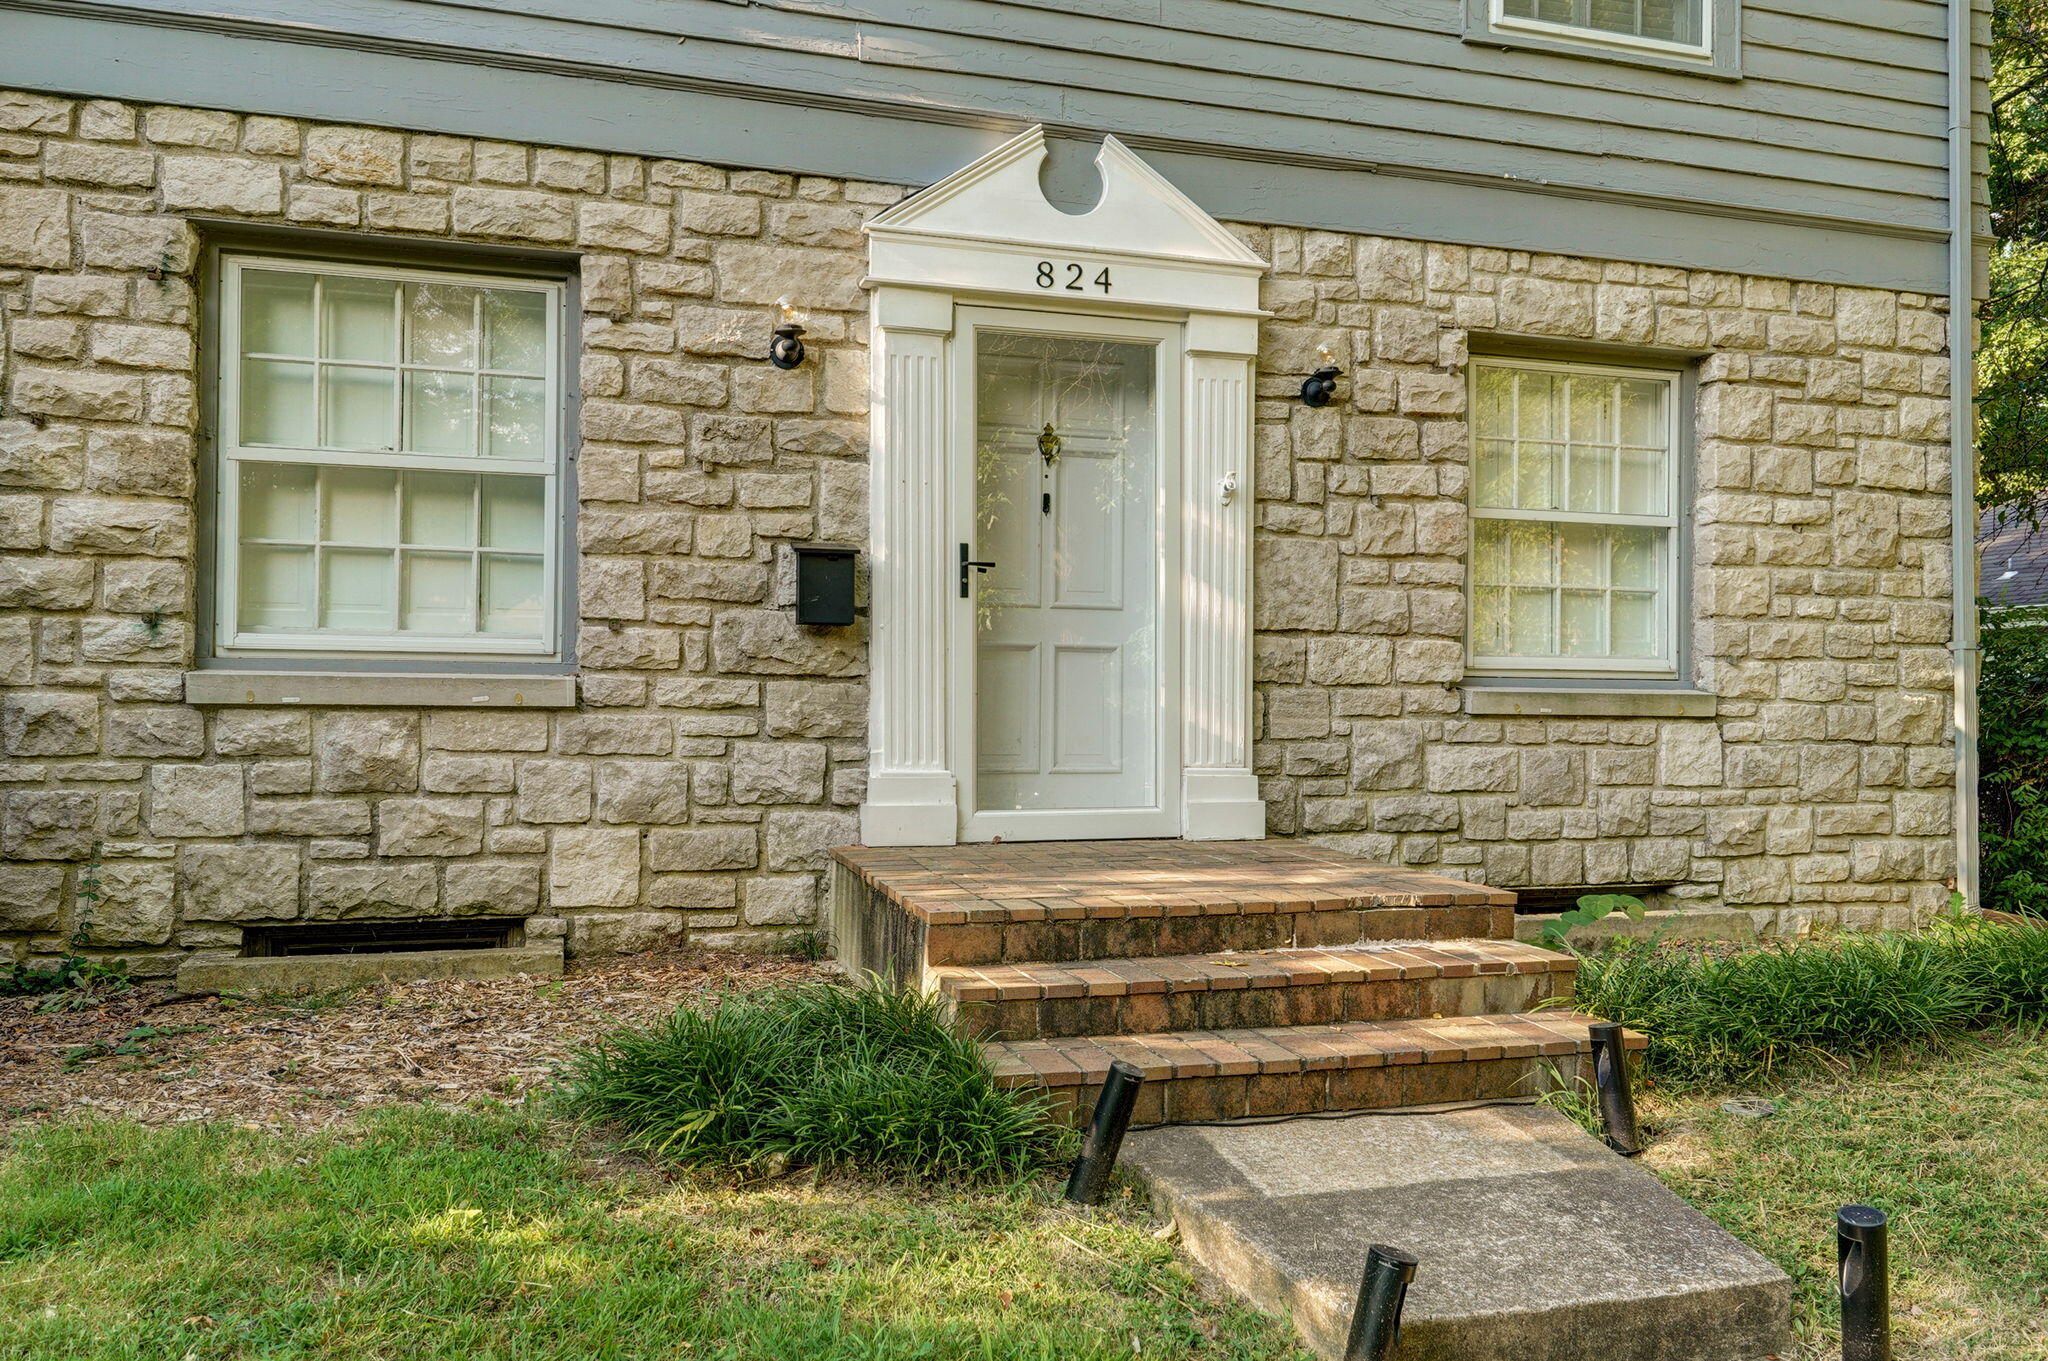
xmin=0 ymin=0 xmax=1988 ymax=292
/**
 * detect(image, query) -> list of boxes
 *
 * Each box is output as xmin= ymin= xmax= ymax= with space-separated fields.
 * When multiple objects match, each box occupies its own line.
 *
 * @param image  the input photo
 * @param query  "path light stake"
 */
xmin=1063 ymin=1059 xmax=1145 ymax=1205
xmin=1342 ymin=1243 xmax=1418 ymax=1361
xmin=1838 ymin=1205 xmax=1891 ymax=1361
xmin=1588 ymin=1021 xmax=1643 ymax=1156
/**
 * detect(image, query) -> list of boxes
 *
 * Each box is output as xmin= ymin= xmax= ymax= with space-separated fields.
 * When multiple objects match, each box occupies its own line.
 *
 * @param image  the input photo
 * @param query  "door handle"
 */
xmin=959 ymin=542 xmax=995 ymax=597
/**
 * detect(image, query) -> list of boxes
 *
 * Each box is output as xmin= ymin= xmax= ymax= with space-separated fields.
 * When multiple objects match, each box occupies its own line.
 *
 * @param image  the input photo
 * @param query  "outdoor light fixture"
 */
xmin=1300 ymin=343 xmax=1342 ymax=407
xmin=768 ymin=296 xmax=807 ymax=370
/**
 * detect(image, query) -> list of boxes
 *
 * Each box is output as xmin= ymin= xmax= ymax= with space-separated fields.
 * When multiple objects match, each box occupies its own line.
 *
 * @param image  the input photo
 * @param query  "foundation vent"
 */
xmin=240 ymin=918 xmax=524 ymax=957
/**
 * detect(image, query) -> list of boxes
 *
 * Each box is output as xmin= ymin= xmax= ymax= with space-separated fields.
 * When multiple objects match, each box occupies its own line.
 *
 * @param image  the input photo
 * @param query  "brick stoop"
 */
xmin=829 ymin=840 xmax=1628 ymax=1128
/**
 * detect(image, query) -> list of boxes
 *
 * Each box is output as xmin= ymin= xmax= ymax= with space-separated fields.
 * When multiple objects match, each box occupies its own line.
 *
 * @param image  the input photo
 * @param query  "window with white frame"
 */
xmin=1493 ymin=0 xmax=1709 ymax=57
xmin=215 ymin=256 xmax=563 ymax=657
xmin=1467 ymin=356 xmax=1681 ymax=677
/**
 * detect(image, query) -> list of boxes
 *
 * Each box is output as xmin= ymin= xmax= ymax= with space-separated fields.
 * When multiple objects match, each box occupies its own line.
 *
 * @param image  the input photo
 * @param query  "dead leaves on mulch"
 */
xmin=0 ymin=950 xmax=827 ymax=1131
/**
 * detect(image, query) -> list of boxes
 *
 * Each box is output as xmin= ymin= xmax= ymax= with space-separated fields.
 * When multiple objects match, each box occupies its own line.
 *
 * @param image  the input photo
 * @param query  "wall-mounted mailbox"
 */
xmin=792 ymin=544 xmax=858 ymax=626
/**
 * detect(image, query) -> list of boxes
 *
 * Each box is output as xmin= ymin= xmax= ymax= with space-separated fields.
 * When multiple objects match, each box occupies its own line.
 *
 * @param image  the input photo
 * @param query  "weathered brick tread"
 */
xmin=833 ymin=839 xmax=1513 ymax=926
xmin=986 ymin=1012 xmax=1640 ymax=1088
xmin=937 ymin=940 xmax=1572 ymax=1004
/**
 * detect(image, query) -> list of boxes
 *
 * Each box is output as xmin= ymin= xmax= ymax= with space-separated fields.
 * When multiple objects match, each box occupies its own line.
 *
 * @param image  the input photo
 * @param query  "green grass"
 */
xmin=0 ymin=1106 xmax=1309 ymax=1361
xmin=559 ymin=978 xmax=1070 ymax=1179
xmin=1643 ymin=1027 xmax=2048 ymax=1361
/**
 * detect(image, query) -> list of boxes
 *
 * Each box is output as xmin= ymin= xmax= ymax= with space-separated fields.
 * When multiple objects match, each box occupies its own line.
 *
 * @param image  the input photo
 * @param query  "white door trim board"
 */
xmin=859 ymin=126 xmax=1268 ymax=847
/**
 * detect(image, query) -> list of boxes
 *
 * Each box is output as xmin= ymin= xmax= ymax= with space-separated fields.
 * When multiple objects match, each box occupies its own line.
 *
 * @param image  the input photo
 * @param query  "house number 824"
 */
xmin=1036 ymin=261 xmax=1111 ymax=294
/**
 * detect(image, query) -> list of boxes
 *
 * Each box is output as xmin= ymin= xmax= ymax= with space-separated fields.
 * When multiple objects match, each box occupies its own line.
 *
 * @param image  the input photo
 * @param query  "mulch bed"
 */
xmin=0 ymin=949 xmax=828 ymax=1132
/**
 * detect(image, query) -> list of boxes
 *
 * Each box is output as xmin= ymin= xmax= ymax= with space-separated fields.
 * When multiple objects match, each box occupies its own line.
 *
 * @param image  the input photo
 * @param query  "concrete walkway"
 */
xmin=1125 ymin=1103 xmax=1789 ymax=1361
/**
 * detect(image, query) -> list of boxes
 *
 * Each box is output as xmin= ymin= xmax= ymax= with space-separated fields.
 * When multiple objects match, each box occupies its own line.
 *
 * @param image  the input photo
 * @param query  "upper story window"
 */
xmin=1469 ymin=0 xmax=1735 ymax=76
xmin=1467 ymin=356 xmax=1682 ymax=679
xmin=1495 ymin=0 xmax=1708 ymax=56
xmin=214 ymin=255 xmax=565 ymax=660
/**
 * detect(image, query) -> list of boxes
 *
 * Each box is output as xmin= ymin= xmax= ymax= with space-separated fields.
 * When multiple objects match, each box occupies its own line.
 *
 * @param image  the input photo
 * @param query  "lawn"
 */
xmin=1641 ymin=1026 xmax=2048 ymax=1361
xmin=0 ymin=1104 xmax=1311 ymax=1361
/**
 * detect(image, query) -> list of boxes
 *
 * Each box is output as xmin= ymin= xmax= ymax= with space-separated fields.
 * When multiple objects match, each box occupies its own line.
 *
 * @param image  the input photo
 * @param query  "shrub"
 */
xmin=1569 ymin=923 xmax=2048 ymax=1083
xmin=1979 ymin=609 xmax=2048 ymax=917
xmin=558 ymin=977 xmax=1068 ymax=1180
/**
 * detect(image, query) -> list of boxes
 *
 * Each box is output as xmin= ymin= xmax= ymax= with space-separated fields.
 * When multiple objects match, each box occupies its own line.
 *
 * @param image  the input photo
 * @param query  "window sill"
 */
xmin=1460 ymin=21 xmax=1740 ymax=81
xmin=184 ymin=671 xmax=577 ymax=708
xmin=1462 ymin=686 xmax=1716 ymax=719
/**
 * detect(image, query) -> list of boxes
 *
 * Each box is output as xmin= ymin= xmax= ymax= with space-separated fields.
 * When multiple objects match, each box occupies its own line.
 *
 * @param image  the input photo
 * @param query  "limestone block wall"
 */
xmin=0 ymin=90 xmax=888 ymax=970
xmin=1239 ymin=228 xmax=1958 ymax=934
xmin=0 ymin=90 xmax=1960 ymax=969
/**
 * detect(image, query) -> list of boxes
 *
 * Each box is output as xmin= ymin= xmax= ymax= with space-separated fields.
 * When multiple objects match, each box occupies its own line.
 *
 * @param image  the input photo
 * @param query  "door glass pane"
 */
xmin=406 ymin=371 xmax=476 ymax=456
xmin=403 ymin=472 xmax=474 ymax=547
xmin=240 ymin=360 xmax=315 ymax=446
xmin=322 ymin=366 xmax=396 ymax=450
xmin=240 ymin=463 xmax=316 ymax=540
xmin=972 ymin=327 xmax=1157 ymax=813
xmin=406 ymin=283 xmax=479 ymax=367
xmin=484 ymin=377 xmax=545 ymax=459
xmin=480 ymin=554 xmax=544 ymax=636
xmin=241 ymin=271 xmax=316 ymax=356
xmin=323 ymin=467 xmax=397 ymax=544
xmin=320 ymin=548 xmax=394 ymax=630
xmin=484 ymin=290 xmax=548 ymax=373
xmin=402 ymin=551 xmax=473 ymax=633
xmin=238 ymin=544 xmax=313 ymax=630
xmin=481 ymin=477 xmax=544 ymax=550
xmin=321 ymin=276 xmax=396 ymax=362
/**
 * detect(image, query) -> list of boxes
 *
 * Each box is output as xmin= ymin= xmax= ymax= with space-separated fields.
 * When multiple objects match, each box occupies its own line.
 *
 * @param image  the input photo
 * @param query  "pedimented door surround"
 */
xmin=858 ymin=127 xmax=1269 ymax=847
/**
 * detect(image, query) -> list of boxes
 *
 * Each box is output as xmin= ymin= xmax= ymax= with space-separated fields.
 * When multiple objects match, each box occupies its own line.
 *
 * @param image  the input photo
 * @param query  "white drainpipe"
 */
xmin=1949 ymin=0 xmax=1981 ymax=906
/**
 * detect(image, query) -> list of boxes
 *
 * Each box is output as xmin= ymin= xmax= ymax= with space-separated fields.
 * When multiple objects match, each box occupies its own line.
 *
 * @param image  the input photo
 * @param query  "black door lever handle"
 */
xmin=959 ymin=542 xmax=996 ymax=597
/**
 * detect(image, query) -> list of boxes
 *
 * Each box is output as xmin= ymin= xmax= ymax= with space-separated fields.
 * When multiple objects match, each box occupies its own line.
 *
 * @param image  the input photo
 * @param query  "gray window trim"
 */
xmin=1462 ymin=332 xmax=1703 ymax=692
xmin=193 ymin=222 xmax=582 ymax=677
xmin=1462 ymin=0 xmax=1743 ymax=81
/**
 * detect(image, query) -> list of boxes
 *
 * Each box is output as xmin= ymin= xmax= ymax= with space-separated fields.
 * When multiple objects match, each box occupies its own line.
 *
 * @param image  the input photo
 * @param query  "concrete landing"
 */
xmin=1125 ymin=1104 xmax=1789 ymax=1361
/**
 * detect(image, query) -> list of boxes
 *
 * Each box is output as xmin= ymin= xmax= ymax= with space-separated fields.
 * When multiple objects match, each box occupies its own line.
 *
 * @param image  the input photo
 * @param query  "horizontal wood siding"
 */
xmin=0 ymin=0 xmax=1986 ymax=291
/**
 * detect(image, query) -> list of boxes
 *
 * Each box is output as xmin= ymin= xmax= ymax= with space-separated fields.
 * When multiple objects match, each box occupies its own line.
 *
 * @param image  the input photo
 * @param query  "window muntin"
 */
xmin=1467 ymin=358 xmax=1681 ymax=676
xmin=1494 ymin=0 xmax=1709 ymax=58
xmin=216 ymin=257 xmax=562 ymax=657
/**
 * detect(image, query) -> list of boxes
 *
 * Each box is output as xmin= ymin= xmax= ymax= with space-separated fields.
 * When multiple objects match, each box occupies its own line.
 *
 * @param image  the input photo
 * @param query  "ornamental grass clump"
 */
xmin=558 ymin=977 xmax=1068 ymax=1180
xmin=1571 ymin=917 xmax=2048 ymax=1084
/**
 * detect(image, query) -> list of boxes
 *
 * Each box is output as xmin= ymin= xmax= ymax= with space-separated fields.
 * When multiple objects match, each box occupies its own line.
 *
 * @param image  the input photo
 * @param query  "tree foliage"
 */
xmin=1981 ymin=0 xmax=2048 ymax=507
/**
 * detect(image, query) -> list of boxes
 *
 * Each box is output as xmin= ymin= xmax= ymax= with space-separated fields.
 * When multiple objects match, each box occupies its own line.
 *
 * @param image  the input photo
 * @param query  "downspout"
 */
xmin=1948 ymin=0 xmax=1982 ymax=906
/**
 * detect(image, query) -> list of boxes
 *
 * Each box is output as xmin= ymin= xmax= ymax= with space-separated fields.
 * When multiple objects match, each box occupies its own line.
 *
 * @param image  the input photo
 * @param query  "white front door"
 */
xmin=955 ymin=310 xmax=1180 ymax=841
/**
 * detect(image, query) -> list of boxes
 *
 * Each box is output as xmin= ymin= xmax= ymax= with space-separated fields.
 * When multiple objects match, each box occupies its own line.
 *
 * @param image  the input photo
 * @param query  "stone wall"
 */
xmin=0 ymin=90 xmax=889 ymax=969
xmin=1242 ymin=231 xmax=1957 ymax=934
xmin=0 ymin=90 xmax=1959 ymax=968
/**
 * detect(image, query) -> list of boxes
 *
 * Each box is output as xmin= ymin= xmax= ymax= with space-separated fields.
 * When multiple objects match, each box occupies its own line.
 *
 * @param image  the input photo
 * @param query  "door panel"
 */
xmin=971 ymin=328 xmax=1158 ymax=816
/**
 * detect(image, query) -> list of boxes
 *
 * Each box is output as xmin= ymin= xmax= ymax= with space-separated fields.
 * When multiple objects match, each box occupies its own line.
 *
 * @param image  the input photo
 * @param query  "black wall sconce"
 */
xmin=1300 ymin=344 xmax=1342 ymax=407
xmin=769 ymin=296 xmax=807 ymax=370
xmin=792 ymin=544 xmax=858 ymax=626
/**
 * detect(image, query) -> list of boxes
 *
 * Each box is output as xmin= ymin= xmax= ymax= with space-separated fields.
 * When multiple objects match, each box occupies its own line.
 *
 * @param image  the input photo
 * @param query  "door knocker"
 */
xmin=1037 ymin=424 xmax=1062 ymax=515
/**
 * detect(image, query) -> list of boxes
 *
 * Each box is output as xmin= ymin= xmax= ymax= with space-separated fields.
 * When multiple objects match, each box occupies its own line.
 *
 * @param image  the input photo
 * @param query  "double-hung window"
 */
xmin=1493 ymin=0 xmax=1709 ymax=57
xmin=215 ymin=255 xmax=564 ymax=659
xmin=1467 ymin=356 xmax=1681 ymax=678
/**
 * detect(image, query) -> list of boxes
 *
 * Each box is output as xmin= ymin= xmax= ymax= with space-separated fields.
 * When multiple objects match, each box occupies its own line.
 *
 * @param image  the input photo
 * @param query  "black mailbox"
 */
xmin=792 ymin=544 xmax=858 ymax=626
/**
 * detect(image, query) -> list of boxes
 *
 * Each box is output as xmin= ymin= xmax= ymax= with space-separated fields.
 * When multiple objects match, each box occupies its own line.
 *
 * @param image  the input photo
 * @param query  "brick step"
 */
xmin=940 ymin=940 xmax=1575 ymax=1040
xmin=921 ymin=897 xmax=1515 ymax=968
xmin=986 ymin=1011 xmax=1640 ymax=1127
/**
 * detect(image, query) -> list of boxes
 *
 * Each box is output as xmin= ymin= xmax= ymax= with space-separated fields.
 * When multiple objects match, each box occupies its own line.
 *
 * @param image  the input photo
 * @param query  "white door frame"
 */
xmin=952 ymin=306 xmax=1183 ymax=843
xmin=857 ymin=127 xmax=1269 ymax=847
